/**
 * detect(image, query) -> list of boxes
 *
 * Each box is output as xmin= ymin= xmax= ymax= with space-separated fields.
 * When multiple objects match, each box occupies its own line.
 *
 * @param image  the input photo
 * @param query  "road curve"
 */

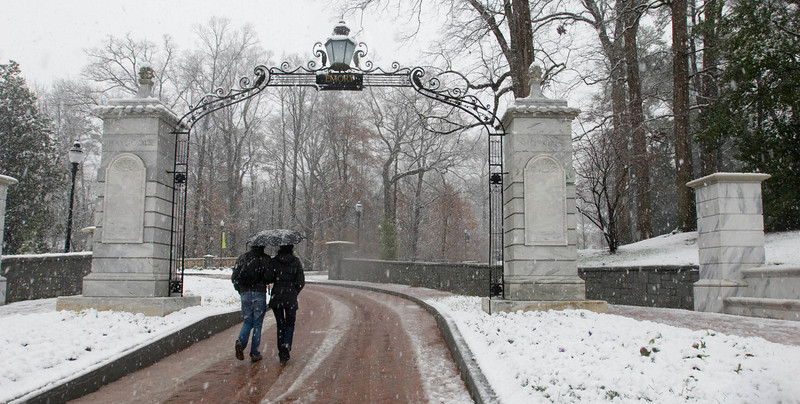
xmin=71 ymin=284 xmax=472 ymax=403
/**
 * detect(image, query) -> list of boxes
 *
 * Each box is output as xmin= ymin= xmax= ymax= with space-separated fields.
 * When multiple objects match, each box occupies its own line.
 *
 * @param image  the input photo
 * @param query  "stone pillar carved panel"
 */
xmin=102 ymin=154 xmax=146 ymax=244
xmin=524 ymin=155 xmax=566 ymax=245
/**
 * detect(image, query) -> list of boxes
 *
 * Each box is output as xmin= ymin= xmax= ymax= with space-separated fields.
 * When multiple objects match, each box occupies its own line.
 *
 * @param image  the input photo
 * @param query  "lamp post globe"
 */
xmin=64 ymin=141 xmax=84 ymax=252
xmin=355 ymin=201 xmax=363 ymax=247
xmin=325 ymin=21 xmax=358 ymax=71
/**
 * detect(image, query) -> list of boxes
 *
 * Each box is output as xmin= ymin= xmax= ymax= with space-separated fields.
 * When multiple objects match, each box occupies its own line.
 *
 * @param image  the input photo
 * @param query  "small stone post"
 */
xmin=0 ymin=174 xmax=19 ymax=305
xmin=687 ymin=172 xmax=770 ymax=313
xmin=482 ymin=65 xmax=606 ymax=314
xmin=57 ymin=67 xmax=200 ymax=316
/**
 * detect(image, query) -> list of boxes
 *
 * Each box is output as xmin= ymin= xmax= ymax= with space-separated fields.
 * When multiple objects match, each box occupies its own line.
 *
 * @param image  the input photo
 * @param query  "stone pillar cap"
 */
xmin=687 ymin=172 xmax=771 ymax=189
xmin=0 ymin=174 xmax=19 ymax=186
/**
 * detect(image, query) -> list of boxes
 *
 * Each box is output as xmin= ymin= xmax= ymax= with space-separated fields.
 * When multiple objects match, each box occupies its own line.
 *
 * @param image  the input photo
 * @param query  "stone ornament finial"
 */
xmin=136 ymin=66 xmax=155 ymax=98
xmin=527 ymin=64 xmax=545 ymax=99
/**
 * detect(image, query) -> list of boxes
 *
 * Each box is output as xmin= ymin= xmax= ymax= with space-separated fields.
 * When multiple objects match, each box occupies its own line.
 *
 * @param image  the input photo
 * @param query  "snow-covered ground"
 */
xmin=579 ymin=230 xmax=800 ymax=267
xmin=0 ymin=273 xmax=241 ymax=403
xmin=430 ymin=296 xmax=800 ymax=403
xmin=1 ymin=231 xmax=799 ymax=403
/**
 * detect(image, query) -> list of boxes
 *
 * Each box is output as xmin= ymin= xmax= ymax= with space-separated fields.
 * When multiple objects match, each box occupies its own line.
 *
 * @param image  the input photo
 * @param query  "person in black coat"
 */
xmin=231 ymin=245 xmax=272 ymax=363
xmin=269 ymin=244 xmax=305 ymax=363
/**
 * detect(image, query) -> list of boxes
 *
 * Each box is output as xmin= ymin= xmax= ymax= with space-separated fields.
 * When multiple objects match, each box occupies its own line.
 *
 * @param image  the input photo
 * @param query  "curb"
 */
xmin=16 ymin=309 xmax=241 ymax=404
xmin=311 ymin=280 xmax=498 ymax=404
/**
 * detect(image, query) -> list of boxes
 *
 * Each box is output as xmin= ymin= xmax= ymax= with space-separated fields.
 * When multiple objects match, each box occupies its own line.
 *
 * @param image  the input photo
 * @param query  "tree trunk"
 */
xmin=623 ymin=0 xmax=651 ymax=239
xmin=672 ymin=0 xmax=697 ymax=231
xmin=508 ymin=0 xmax=535 ymax=98
xmin=700 ymin=0 xmax=722 ymax=175
xmin=410 ymin=171 xmax=424 ymax=261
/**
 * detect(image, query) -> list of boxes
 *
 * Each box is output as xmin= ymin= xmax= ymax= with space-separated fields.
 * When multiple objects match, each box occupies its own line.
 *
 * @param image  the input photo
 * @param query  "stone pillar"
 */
xmin=0 ymin=174 xmax=19 ymax=305
xmin=482 ymin=65 xmax=606 ymax=314
xmin=687 ymin=172 xmax=770 ymax=313
xmin=57 ymin=68 xmax=200 ymax=316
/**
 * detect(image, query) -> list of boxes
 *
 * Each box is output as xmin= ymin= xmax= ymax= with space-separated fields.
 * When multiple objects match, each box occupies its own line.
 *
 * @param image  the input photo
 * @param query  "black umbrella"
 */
xmin=248 ymin=229 xmax=305 ymax=247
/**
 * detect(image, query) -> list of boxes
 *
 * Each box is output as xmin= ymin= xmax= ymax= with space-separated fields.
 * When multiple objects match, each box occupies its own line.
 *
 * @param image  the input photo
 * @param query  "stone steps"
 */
xmin=724 ymin=297 xmax=800 ymax=321
xmin=723 ymin=266 xmax=800 ymax=321
xmin=740 ymin=266 xmax=800 ymax=299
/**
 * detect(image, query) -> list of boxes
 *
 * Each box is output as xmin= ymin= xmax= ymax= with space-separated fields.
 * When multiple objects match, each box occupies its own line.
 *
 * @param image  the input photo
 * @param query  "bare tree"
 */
xmin=344 ymin=0 xmax=542 ymax=98
xmin=176 ymin=18 xmax=272 ymax=256
xmin=83 ymin=33 xmax=180 ymax=107
xmin=575 ymin=125 xmax=629 ymax=253
xmin=37 ymin=79 xmax=102 ymax=251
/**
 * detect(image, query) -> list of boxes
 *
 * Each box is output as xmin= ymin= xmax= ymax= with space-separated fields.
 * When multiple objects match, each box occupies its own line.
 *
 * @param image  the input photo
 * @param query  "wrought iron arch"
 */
xmin=169 ymin=35 xmax=505 ymax=299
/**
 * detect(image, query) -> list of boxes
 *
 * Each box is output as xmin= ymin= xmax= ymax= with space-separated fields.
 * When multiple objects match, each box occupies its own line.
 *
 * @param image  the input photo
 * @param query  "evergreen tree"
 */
xmin=379 ymin=218 xmax=398 ymax=261
xmin=698 ymin=0 xmax=800 ymax=230
xmin=0 ymin=61 xmax=66 ymax=253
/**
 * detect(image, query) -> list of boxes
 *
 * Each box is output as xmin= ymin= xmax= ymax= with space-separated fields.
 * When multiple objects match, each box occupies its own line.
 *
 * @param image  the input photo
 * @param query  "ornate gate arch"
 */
xmin=169 ymin=23 xmax=505 ymax=298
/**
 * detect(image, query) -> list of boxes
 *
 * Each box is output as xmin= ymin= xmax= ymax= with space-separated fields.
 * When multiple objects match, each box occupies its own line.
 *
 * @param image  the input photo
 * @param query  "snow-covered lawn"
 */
xmin=429 ymin=295 xmax=800 ymax=403
xmin=1 ymin=231 xmax=799 ymax=403
xmin=579 ymin=230 xmax=800 ymax=267
xmin=0 ymin=271 xmax=238 ymax=403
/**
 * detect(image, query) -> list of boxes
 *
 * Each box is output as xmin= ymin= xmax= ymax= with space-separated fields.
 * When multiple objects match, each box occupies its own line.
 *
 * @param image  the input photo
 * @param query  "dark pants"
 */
xmin=272 ymin=306 xmax=297 ymax=349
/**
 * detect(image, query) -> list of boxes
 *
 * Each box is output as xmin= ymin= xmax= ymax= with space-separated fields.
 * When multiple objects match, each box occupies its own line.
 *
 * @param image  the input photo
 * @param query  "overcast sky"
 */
xmin=0 ymin=0 xmax=434 ymax=87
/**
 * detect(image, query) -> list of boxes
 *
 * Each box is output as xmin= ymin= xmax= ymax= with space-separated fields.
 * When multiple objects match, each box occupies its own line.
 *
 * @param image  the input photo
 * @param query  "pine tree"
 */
xmin=379 ymin=218 xmax=398 ymax=261
xmin=697 ymin=0 xmax=800 ymax=230
xmin=0 ymin=61 xmax=66 ymax=253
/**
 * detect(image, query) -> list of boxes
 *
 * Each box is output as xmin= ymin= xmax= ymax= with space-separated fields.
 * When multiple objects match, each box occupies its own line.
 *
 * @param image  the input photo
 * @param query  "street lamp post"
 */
xmin=64 ymin=142 xmax=84 ymax=252
xmin=464 ymin=229 xmax=470 ymax=258
xmin=220 ymin=220 xmax=226 ymax=256
xmin=355 ymin=201 xmax=363 ymax=247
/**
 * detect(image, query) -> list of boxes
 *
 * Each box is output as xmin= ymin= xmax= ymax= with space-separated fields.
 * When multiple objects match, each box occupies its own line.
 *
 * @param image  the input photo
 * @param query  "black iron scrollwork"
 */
xmin=169 ymin=37 xmax=505 ymax=297
xmin=408 ymin=67 xmax=503 ymax=133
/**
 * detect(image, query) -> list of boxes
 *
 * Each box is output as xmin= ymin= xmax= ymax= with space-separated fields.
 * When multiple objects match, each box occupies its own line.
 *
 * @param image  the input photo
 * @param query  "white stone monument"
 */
xmin=0 ymin=174 xmax=19 ymax=305
xmin=57 ymin=68 xmax=200 ymax=316
xmin=687 ymin=172 xmax=770 ymax=313
xmin=482 ymin=65 xmax=606 ymax=314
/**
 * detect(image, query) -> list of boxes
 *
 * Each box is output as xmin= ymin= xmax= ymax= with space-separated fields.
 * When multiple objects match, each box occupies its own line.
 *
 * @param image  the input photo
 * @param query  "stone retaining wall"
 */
xmin=334 ymin=259 xmax=492 ymax=296
xmin=579 ymin=266 xmax=699 ymax=310
xmin=1 ymin=253 xmax=92 ymax=303
xmin=2 ymin=254 xmax=698 ymax=309
xmin=336 ymin=259 xmax=698 ymax=309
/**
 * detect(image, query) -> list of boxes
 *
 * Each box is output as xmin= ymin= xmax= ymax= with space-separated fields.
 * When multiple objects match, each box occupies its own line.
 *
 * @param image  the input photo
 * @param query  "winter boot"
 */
xmin=235 ymin=340 xmax=244 ymax=361
xmin=281 ymin=343 xmax=291 ymax=361
xmin=278 ymin=343 xmax=288 ymax=362
xmin=250 ymin=353 xmax=263 ymax=363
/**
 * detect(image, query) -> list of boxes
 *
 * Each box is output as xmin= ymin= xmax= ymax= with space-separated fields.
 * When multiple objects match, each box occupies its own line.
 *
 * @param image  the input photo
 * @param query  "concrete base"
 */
xmin=0 ymin=276 xmax=8 ymax=306
xmin=81 ymin=272 xmax=170 ymax=298
xmin=504 ymin=276 xmax=586 ymax=301
xmin=693 ymin=279 xmax=745 ymax=313
xmin=0 ymin=276 xmax=6 ymax=305
xmin=56 ymin=295 xmax=201 ymax=316
xmin=482 ymin=297 xmax=608 ymax=314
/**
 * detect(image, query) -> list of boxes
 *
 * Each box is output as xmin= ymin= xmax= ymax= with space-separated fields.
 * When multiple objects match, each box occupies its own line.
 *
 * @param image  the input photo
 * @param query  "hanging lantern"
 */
xmin=324 ymin=21 xmax=357 ymax=71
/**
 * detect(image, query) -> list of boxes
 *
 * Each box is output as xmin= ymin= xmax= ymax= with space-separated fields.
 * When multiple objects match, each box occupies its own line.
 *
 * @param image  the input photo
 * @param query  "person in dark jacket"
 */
xmin=269 ymin=244 xmax=305 ymax=363
xmin=231 ymin=245 xmax=273 ymax=363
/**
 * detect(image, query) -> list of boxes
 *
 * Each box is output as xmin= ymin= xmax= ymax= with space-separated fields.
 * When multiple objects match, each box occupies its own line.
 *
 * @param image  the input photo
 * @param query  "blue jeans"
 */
xmin=237 ymin=292 xmax=267 ymax=356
